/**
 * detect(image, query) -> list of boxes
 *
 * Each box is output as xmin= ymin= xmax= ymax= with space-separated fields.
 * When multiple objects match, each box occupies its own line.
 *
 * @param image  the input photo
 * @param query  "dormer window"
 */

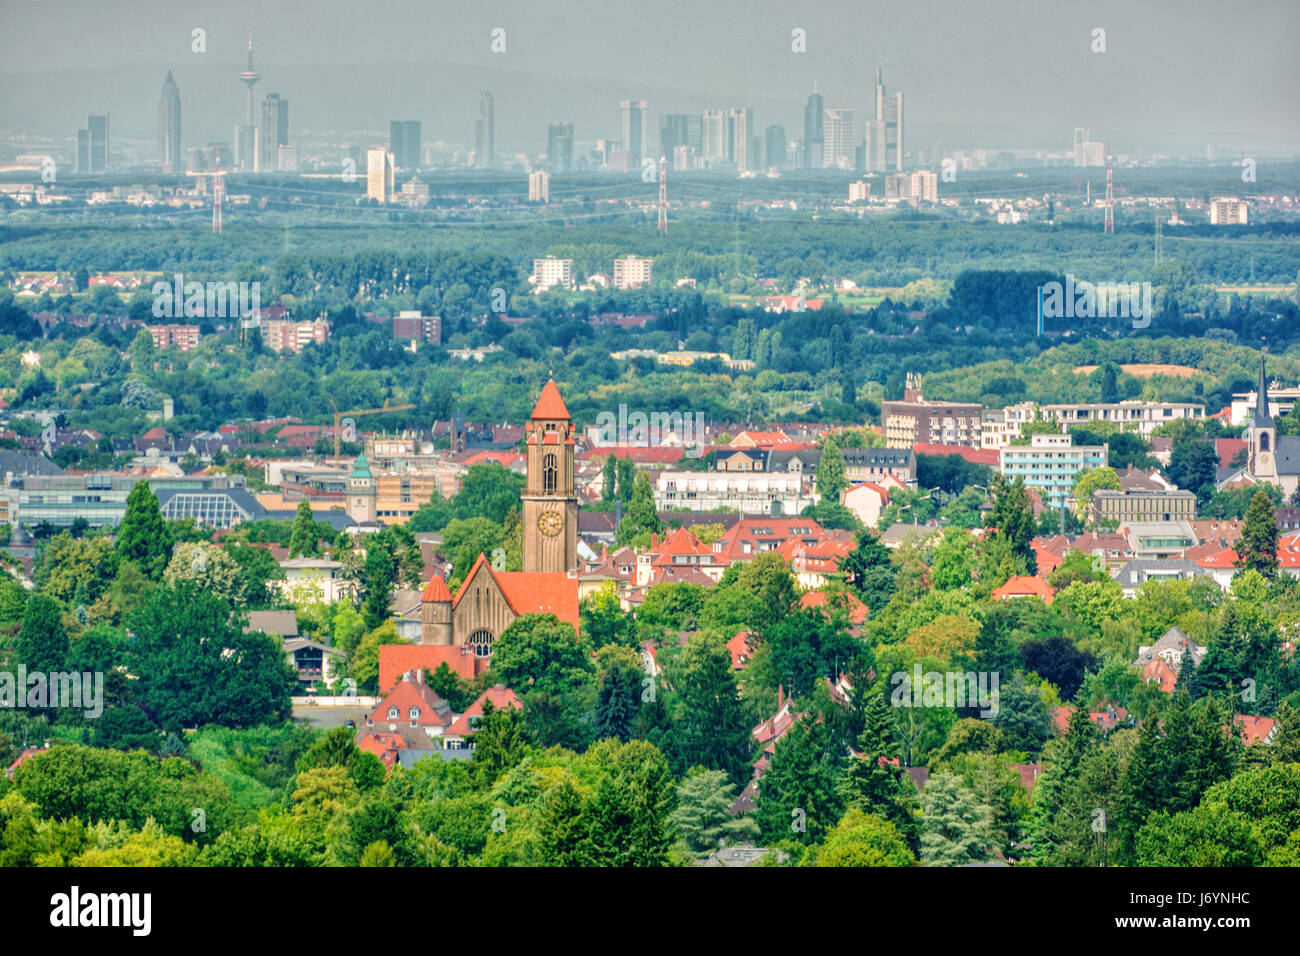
xmin=409 ymin=707 xmax=421 ymax=722
xmin=387 ymin=706 xmax=399 ymax=720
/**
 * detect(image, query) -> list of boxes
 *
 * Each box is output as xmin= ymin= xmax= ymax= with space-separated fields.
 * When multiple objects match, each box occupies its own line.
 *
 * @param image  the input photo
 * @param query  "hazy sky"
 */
xmin=2 ymin=0 xmax=1297 ymax=150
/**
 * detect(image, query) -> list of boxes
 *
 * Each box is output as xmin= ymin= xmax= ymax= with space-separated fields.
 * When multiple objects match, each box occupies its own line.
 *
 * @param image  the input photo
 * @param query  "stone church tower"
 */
xmin=1249 ymin=353 xmax=1278 ymax=481
xmin=521 ymin=380 xmax=578 ymax=572
xmin=347 ymin=450 xmax=377 ymax=523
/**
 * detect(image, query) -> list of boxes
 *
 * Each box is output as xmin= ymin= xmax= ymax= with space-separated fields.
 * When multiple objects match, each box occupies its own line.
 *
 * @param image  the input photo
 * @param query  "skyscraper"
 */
xmin=701 ymin=110 xmax=727 ymax=166
xmin=619 ymin=99 xmax=648 ymax=166
xmin=547 ymin=122 xmax=574 ymax=173
xmin=390 ymin=120 xmax=421 ymax=171
xmin=764 ymin=125 xmax=787 ymax=171
xmin=260 ymin=93 xmax=288 ymax=172
xmin=803 ymin=80 xmax=823 ymax=169
xmin=823 ymin=108 xmax=855 ymax=169
xmin=475 ymin=91 xmax=495 ymax=169
xmin=728 ymin=108 xmax=754 ymax=172
xmin=366 ymin=147 xmax=394 ymax=202
xmin=74 ymin=114 xmax=107 ymax=174
xmin=158 ymin=72 xmax=181 ymax=174
xmin=867 ymin=65 xmax=904 ymax=173
xmin=236 ymin=34 xmax=261 ymax=172
xmin=659 ymin=114 xmax=690 ymax=156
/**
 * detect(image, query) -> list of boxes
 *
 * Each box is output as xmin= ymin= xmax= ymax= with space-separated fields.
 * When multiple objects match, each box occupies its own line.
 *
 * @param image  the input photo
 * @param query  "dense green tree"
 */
xmin=1237 ymin=488 xmax=1279 ymax=577
xmin=918 ymin=772 xmax=994 ymax=866
xmin=815 ymin=438 xmax=848 ymax=498
xmin=288 ymin=499 xmax=321 ymax=558
xmin=115 ymin=482 xmax=174 ymax=580
xmin=665 ymin=633 xmax=754 ymax=787
xmin=16 ymin=594 xmax=69 ymax=672
xmin=756 ymin=715 xmax=846 ymax=845
xmin=671 ymin=767 xmax=759 ymax=855
xmin=840 ymin=530 xmax=898 ymax=613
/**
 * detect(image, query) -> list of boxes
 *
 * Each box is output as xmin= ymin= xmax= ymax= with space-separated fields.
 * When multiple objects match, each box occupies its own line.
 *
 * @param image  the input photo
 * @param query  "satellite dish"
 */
xmin=388 ymin=723 xmax=396 ymax=731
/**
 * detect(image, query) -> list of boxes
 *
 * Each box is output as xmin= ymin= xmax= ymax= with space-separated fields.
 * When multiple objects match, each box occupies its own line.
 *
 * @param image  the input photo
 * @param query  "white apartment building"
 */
xmin=366 ymin=147 xmax=394 ymax=203
xmin=1038 ymin=401 xmax=1204 ymax=438
xmin=1209 ymin=197 xmax=1248 ymax=225
xmin=531 ymin=256 xmax=574 ymax=291
xmin=908 ymin=170 xmax=938 ymax=203
xmin=653 ymin=471 xmax=816 ymax=516
xmin=528 ymin=170 xmax=550 ymax=202
xmin=848 ymin=180 xmax=870 ymax=202
xmin=613 ymin=255 xmax=653 ymax=289
xmin=999 ymin=433 xmax=1108 ymax=510
xmin=981 ymin=402 xmax=1038 ymax=449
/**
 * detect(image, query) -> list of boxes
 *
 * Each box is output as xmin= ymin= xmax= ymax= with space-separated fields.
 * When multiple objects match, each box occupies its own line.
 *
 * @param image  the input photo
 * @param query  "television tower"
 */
xmin=1103 ymin=156 xmax=1114 ymax=234
xmin=657 ymin=146 xmax=667 ymax=234
xmin=239 ymin=33 xmax=261 ymax=126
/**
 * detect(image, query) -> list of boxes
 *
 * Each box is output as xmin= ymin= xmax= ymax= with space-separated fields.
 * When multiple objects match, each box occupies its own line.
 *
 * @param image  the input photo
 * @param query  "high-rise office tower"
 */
xmin=260 ymin=93 xmax=288 ymax=172
xmin=700 ymin=110 xmax=727 ymax=165
xmin=390 ymin=120 xmax=421 ymax=170
xmin=87 ymin=114 xmax=109 ymax=172
xmin=366 ymin=147 xmax=394 ymax=202
xmin=76 ymin=130 xmax=90 ymax=174
xmin=619 ymin=99 xmax=648 ymax=166
xmin=823 ymin=108 xmax=855 ymax=169
xmin=158 ymin=72 xmax=181 ymax=174
xmin=803 ymin=80 xmax=824 ymax=169
xmin=867 ymin=65 xmax=904 ymax=173
xmin=659 ymin=114 xmax=690 ymax=156
xmin=764 ymin=125 xmax=787 ymax=171
xmin=547 ymin=122 xmax=574 ymax=173
xmin=236 ymin=34 xmax=261 ymax=171
xmin=728 ymin=108 xmax=754 ymax=172
xmin=475 ymin=91 xmax=495 ymax=169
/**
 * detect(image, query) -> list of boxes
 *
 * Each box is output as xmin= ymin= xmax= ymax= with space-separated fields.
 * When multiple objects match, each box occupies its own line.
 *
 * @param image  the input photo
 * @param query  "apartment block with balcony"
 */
xmin=1038 ymin=401 xmax=1204 ymax=438
xmin=999 ymin=433 xmax=1108 ymax=510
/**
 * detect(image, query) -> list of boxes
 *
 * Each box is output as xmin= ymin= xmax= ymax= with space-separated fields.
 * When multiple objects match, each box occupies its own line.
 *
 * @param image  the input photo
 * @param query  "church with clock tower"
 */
xmin=398 ymin=380 xmax=582 ymax=673
xmin=521 ymin=379 xmax=579 ymax=572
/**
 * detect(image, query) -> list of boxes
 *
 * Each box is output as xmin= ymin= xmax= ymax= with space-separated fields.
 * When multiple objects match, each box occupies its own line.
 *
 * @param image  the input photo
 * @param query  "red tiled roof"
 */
xmin=1215 ymin=438 xmax=1247 ymax=469
xmin=530 ymin=380 xmax=571 ymax=420
xmin=377 ymin=643 xmax=484 ymax=693
xmin=367 ymin=675 xmax=453 ymax=729
xmin=577 ymin=446 xmax=684 ymax=464
xmin=1143 ymin=657 xmax=1178 ymax=693
xmin=726 ymin=631 xmax=754 ymax=668
xmin=421 ymin=575 xmax=452 ymax=602
xmin=799 ymin=589 xmax=869 ymax=624
xmin=914 ymin=443 xmax=1001 ymax=466
xmin=451 ymin=553 xmax=581 ymax=632
xmin=1236 ymin=714 xmax=1275 ymax=746
xmin=446 ymin=685 xmax=522 ymax=736
xmin=991 ymin=575 xmax=1056 ymax=603
xmin=457 ymin=450 xmax=525 ymax=468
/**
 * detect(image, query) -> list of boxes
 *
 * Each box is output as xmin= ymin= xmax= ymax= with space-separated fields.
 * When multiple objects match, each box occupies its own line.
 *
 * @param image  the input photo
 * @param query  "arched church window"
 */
xmin=1262 ymin=433 xmax=1271 ymax=452
xmin=543 ymin=453 xmax=558 ymax=494
xmin=468 ymin=629 xmax=494 ymax=658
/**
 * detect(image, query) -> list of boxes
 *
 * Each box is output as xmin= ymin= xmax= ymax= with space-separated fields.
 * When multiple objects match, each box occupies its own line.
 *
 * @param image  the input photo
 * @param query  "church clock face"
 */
xmin=1260 ymin=451 xmax=1273 ymax=469
xmin=537 ymin=511 xmax=564 ymax=537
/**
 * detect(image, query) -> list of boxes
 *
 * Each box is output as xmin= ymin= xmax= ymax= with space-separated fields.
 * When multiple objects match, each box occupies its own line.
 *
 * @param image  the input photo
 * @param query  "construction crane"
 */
xmin=330 ymin=398 xmax=416 ymax=458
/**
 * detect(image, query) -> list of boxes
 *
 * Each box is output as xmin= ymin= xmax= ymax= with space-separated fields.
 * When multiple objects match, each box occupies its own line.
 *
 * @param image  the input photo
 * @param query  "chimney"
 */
xmin=777 ymin=685 xmax=785 ymax=710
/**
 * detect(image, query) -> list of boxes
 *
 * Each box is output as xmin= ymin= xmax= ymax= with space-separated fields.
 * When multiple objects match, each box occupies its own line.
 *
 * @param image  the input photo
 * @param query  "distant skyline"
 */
xmin=1 ymin=0 xmax=1297 ymax=155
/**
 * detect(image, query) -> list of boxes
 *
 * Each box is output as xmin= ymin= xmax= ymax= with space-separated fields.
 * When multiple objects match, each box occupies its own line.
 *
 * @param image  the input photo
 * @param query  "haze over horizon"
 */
xmin=2 ymin=0 xmax=1297 ymax=155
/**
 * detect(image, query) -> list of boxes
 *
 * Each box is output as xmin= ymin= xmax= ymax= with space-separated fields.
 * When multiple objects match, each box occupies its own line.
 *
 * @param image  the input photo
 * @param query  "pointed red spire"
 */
xmin=530 ymin=380 xmax=570 ymax=421
xmin=421 ymin=575 xmax=452 ymax=602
